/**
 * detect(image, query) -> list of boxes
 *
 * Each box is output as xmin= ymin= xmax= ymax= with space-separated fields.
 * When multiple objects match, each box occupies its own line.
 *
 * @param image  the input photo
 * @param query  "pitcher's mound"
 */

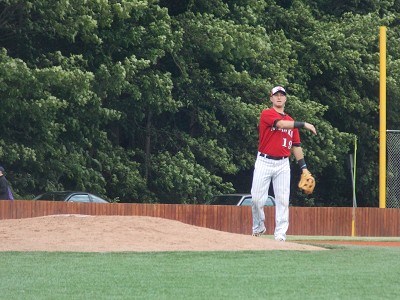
xmin=0 ymin=215 xmax=326 ymax=252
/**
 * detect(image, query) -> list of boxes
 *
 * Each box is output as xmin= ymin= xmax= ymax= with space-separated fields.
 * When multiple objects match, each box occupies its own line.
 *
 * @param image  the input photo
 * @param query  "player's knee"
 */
xmin=276 ymin=197 xmax=289 ymax=207
xmin=251 ymin=196 xmax=264 ymax=207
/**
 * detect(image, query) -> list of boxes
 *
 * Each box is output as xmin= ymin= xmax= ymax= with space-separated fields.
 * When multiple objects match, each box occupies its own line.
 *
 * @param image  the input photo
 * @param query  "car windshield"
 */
xmin=241 ymin=196 xmax=275 ymax=206
xmin=91 ymin=195 xmax=109 ymax=203
xmin=68 ymin=194 xmax=91 ymax=203
xmin=210 ymin=195 xmax=243 ymax=205
xmin=240 ymin=197 xmax=252 ymax=206
xmin=34 ymin=192 xmax=70 ymax=201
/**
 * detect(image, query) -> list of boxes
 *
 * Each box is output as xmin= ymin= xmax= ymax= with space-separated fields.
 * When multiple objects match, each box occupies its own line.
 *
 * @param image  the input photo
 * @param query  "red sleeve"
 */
xmin=292 ymin=128 xmax=301 ymax=146
xmin=260 ymin=109 xmax=283 ymax=128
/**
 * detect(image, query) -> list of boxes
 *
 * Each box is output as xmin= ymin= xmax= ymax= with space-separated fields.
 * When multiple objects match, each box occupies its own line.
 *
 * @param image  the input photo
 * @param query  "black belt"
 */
xmin=259 ymin=153 xmax=288 ymax=160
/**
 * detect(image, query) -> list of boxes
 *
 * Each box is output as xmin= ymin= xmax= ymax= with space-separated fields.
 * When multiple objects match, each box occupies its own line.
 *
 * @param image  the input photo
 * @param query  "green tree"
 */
xmin=2 ymin=0 xmax=400 ymax=206
xmin=262 ymin=1 xmax=400 ymax=206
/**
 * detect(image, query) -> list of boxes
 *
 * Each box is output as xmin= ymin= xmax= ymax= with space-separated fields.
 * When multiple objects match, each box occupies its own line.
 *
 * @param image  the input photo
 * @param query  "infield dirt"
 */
xmin=0 ymin=215 xmax=327 ymax=252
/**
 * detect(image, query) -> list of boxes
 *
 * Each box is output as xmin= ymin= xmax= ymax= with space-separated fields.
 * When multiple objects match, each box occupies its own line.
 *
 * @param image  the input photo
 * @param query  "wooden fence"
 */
xmin=1 ymin=200 xmax=400 ymax=236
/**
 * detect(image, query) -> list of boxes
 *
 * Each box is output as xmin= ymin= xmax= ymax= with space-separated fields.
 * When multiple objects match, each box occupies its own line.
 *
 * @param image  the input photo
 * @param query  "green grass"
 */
xmin=1 ymin=247 xmax=400 ymax=299
xmin=287 ymin=235 xmax=400 ymax=242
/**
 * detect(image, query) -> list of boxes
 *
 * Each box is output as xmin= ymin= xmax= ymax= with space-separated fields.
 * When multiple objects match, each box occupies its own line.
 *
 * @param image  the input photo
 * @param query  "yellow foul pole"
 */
xmin=379 ymin=26 xmax=387 ymax=208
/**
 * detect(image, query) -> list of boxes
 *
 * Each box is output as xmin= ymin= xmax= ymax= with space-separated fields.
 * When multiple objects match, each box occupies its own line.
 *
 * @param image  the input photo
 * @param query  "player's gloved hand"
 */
xmin=298 ymin=170 xmax=315 ymax=195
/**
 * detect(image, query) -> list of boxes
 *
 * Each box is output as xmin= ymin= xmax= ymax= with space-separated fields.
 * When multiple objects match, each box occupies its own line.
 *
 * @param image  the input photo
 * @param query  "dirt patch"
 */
xmin=0 ymin=215 xmax=325 ymax=252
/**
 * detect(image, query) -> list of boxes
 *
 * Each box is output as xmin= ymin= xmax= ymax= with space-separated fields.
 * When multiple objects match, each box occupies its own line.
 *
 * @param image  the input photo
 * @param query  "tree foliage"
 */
xmin=1 ymin=0 xmax=399 ymax=206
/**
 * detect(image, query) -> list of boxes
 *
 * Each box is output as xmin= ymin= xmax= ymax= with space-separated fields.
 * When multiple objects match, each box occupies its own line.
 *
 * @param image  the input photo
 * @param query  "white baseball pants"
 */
xmin=251 ymin=153 xmax=291 ymax=240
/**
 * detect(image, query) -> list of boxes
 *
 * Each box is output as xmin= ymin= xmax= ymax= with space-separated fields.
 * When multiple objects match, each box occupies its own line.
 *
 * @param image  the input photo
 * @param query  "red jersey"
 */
xmin=258 ymin=108 xmax=301 ymax=157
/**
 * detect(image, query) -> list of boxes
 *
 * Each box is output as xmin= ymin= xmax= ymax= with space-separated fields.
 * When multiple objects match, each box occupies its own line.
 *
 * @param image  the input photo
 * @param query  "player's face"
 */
xmin=270 ymin=91 xmax=286 ymax=108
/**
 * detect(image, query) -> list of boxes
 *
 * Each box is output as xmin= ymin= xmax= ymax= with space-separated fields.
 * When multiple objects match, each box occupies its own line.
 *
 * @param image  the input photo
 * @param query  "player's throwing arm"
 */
xmin=275 ymin=120 xmax=317 ymax=195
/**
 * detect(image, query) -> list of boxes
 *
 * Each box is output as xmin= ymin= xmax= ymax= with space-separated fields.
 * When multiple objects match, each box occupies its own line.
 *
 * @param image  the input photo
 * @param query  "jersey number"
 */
xmin=282 ymin=138 xmax=292 ymax=149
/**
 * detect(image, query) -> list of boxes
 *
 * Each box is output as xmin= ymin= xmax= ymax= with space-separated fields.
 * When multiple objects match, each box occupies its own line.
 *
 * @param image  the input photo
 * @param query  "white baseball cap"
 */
xmin=270 ymin=86 xmax=286 ymax=96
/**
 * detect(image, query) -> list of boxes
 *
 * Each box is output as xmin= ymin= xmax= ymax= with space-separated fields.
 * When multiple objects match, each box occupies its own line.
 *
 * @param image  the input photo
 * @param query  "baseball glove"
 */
xmin=298 ymin=170 xmax=315 ymax=195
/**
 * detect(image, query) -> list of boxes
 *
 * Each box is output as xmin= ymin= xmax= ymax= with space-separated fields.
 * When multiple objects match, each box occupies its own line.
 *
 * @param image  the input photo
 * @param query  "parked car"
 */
xmin=34 ymin=191 xmax=109 ymax=203
xmin=209 ymin=193 xmax=275 ymax=206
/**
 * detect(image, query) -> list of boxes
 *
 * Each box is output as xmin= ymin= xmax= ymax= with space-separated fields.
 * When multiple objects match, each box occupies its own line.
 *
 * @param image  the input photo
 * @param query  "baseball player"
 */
xmin=251 ymin=86 xmax=317 ymax=241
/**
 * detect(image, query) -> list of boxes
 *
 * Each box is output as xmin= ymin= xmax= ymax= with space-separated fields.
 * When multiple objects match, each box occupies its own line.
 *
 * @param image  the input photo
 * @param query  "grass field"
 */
xmin=1 ymin=243 xmax=400 ymax=299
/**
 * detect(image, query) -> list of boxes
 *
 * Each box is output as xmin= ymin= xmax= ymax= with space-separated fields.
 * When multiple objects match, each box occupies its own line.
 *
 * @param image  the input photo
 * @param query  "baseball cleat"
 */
xmin=252 ymin=228 xmax=266 ymax=237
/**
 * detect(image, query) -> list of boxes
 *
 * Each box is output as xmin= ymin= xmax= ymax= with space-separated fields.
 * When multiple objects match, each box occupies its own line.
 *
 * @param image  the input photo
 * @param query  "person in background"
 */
xmin=0 ymin=166 xmax=13 ymax=200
